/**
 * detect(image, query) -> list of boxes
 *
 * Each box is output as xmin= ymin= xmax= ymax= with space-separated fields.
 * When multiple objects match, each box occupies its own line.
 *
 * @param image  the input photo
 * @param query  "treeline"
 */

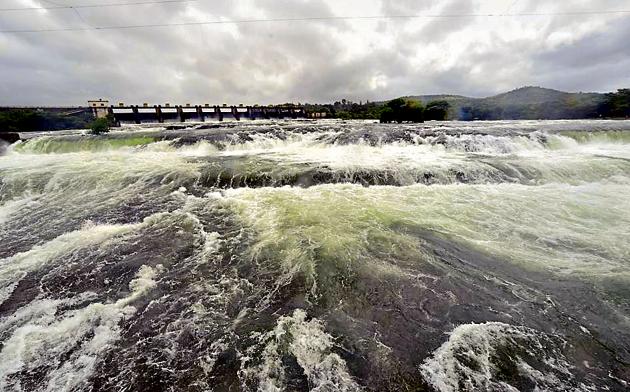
xmin=304 ymin=99 xmax=382 ymax=120
xmin=379 ymin=98 xmax=450 ymax=123
xmin=0 ymin=109 xmax=93 ymax=133
xmin=598 ymin=89 xmax=630 ymax=118
xmin=304 ymin=98 xmax=450 ymax=122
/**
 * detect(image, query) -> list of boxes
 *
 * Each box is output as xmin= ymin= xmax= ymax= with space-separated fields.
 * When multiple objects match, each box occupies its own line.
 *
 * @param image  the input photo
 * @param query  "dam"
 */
xmin=0 ymin=100 xmax=309 ymax=129
xmin=88 ymin=99 xmax=308 ymax=124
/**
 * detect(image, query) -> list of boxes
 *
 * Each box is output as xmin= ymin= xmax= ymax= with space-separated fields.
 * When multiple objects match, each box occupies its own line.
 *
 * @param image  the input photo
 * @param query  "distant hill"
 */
xmin=405 ymin=86 xmax=606 ymax=120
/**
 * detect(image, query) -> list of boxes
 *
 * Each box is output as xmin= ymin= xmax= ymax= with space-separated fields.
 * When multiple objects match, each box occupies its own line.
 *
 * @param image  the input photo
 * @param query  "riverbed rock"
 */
xmin=0 ymin=132 xmax=20 ymax=144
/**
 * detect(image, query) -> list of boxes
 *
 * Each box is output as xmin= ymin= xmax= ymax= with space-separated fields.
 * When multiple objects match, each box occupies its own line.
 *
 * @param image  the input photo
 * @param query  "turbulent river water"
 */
xmin=1 ymin=119 xmax=630 ymax=391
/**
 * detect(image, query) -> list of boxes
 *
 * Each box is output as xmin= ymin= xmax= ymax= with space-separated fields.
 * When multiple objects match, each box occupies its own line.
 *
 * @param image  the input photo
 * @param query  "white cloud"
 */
xmin=0 ymin=0 xmax=628 ymax=105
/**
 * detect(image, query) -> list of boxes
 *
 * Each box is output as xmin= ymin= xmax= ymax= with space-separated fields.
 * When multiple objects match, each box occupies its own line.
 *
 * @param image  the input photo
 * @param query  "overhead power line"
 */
xmin=41 ymin=0 xmax=66 ymax=6
xmin=502 ymin=0 xmax=520 ymax=16
xmin=0 ymin=0 xmax=196 ymax=12
xmin=2 ymin=9 xmax=630 ymax=34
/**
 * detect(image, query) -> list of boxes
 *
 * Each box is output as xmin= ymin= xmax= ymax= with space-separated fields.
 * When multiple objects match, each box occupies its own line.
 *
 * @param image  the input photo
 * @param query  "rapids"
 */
xmin=0 ymin=119 xmax=629 ymax=391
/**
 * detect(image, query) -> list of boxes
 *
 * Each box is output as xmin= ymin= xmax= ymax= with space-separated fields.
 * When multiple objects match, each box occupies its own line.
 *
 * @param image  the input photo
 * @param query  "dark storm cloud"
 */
xmin=414 ymin=0 xmax=476 ymax=40
xmin=287 ymin=47 xmax=414 ymax=102
xmin=536 ymin=16 xmax=630 ymax=69
xmin=0 ymin=0 xmax=628 ymax=105
xmin=532 ymin=15 xmax=630 ymax=92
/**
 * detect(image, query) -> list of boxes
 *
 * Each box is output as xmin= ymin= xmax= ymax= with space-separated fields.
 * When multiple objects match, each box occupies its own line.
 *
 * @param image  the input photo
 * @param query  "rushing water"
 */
xmin=1 ymin=119 xmax=629 ymax=391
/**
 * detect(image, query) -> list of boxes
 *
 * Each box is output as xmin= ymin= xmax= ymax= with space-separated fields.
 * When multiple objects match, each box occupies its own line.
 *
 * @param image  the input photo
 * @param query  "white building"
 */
xmin=87 ymin=99 xmax=110 ymax=118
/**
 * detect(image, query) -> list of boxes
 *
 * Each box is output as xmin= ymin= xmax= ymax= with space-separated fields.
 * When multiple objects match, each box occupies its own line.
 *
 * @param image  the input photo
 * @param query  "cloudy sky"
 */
xmin=1 ymin=0 xmax=629 ymax=105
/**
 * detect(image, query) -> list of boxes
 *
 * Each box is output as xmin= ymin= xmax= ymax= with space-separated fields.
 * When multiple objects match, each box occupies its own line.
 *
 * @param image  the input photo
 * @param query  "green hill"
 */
xmin=405 ymin=86 xmax=605 ymax=120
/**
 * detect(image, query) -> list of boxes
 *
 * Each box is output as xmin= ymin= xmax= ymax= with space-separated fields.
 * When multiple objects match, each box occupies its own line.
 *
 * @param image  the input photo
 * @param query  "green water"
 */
xmin=14 ymin=135 xmax=157 ymax=154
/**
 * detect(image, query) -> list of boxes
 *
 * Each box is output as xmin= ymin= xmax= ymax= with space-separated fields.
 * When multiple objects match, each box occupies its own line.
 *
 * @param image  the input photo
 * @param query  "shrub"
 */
xmin=89 ymin=117 xmax=110 ymax=135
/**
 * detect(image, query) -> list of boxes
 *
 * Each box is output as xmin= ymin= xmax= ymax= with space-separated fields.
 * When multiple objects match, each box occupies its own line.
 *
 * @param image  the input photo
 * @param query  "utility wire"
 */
xmin=502 ymin=0 xmax=520 ymax=16
xmin=40 ymin=0 xmax=66 ymax=6
xmin=36 ymin=0 xmax=94 ymax=28
xmin=71 ymin=7 xmax=91 ymax=27
xmin=2 ymin=10 xmax=630 ymax=34
xmin=0 ymin=0 xmax=197 ymax=12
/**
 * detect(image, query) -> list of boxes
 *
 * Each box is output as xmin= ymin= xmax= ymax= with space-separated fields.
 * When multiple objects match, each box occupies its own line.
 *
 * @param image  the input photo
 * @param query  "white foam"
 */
xmin=0 ymin=192 xmax=39 ymax=225
xmin=419 ymin=322 xmax=588 ymax=392
xmin=0 ymin=222 xmax=140 ymax=304
xmin=240 ymin=309 xmax=362 ymax=391
xmin=0 ymin=264 xmax=161 ymax=391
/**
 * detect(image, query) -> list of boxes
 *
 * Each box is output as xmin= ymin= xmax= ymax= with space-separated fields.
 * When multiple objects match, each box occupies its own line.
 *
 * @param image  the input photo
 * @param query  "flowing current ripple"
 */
xmin=0 ymin=119 xmax=629 ymax=391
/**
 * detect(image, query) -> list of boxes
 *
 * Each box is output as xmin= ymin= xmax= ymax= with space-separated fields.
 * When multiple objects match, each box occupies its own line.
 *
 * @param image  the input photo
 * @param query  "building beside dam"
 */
xmin=88 ymin=99 xmax=110 ymax=119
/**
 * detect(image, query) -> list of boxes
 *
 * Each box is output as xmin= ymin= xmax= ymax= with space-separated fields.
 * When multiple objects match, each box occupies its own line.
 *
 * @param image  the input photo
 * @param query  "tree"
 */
xmin=598 ymin=89 xmax=630 ymax=118
xmin=89 ymin=117 xmax=111 ymax=135
xmin=380 ymin=98 xmax=424 ymax=123
xmin=379 ymin=107 xmax=395 ymax=123
xmin=386 ymin=98 xmax=406 ymax=112
xmin=0 ymin=109 xmax=93 ymax=133
xmin=402 ymin=99 xmax=424 ymax=122
xmin=425 ymin=100 xmax=450 ymax=120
